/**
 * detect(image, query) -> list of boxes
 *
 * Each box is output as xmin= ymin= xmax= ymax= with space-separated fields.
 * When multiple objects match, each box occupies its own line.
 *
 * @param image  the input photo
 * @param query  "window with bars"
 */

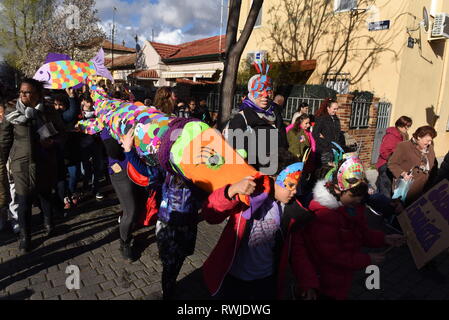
xmin=350 ymin=99 xmax=371 ymax=129
xmin=334 ymin=0 xmax=357 ymax=12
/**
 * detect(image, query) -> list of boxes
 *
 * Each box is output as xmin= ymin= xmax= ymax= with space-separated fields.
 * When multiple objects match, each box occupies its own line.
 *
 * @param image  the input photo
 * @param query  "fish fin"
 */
xmin=90 ymin=48 xmax=114 ymax=82
xmin=72 ymin=83 xmax=84 ymax=90
xmin=45 ymin=53 xmax=72 ymax=64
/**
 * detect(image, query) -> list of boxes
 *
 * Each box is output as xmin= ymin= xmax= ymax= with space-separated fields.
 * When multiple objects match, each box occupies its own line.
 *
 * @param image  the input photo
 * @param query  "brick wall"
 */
xmin=337 ymin=94 xmax=379 ymax=167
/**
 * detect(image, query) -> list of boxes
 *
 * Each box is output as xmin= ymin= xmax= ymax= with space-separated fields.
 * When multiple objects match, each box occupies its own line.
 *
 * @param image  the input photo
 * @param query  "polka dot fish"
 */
xmin=33 ymin=49 xmax=113 ymax=90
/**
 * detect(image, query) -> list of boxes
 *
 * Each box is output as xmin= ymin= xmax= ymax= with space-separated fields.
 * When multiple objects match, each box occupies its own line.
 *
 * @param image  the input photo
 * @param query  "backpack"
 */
xmin=222 ymin=110 xmax=253 ymax=141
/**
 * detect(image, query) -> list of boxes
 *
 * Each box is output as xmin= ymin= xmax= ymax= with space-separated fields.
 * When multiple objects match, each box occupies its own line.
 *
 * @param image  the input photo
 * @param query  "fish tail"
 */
xmin=90 ymin=48 xmax=114 ymax=82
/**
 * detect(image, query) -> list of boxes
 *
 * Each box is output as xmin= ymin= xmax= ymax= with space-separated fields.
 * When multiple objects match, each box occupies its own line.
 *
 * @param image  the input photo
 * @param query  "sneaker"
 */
xmin=11 ymin=219 xmax=20 ymax=234
xmin=95 ymin=192 xmax=104 ymax=201
xmin=64 ymin=197 xmax=72 ymax=210
xmin=71 ymin=194 xmax=80 ymax=206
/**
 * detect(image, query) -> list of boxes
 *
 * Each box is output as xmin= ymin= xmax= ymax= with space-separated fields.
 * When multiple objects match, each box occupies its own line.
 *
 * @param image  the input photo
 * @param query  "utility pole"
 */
xmin=111 ymin=7 xmax=117 ymax=81
xmin=219 ymin=0 xmax=224 ymax=52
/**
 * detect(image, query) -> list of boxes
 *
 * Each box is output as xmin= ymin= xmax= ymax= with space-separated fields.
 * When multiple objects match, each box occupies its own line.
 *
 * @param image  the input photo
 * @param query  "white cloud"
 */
xmin=96 ymin=0 xmax=226 ymax=46
xmin=154 ymin=29 xmax=184 ymax=45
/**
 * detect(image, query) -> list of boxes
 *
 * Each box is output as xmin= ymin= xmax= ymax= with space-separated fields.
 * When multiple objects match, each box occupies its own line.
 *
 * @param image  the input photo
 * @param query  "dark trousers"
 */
xmin=81 ymin=142 xmax=104 ymax=193
xmin=217 ymin=273 xmax=277 ymax=300
xmin=110 ymin=169 xmax=145 ymax=242
xmin=17 ymin=192 xmax=53 ymax=238
xmin=376 ymin=164 xmax=394 ymax=199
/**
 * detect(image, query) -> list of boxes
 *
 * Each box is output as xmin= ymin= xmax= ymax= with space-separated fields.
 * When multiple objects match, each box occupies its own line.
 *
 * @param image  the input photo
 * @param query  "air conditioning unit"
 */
xmin=431 ymin=13 xmax=449 ymax=39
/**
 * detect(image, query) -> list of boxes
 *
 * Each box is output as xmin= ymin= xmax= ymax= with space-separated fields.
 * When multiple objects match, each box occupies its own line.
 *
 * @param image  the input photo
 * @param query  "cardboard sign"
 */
xmin=397 ymin=179 xmax=449 ymax=269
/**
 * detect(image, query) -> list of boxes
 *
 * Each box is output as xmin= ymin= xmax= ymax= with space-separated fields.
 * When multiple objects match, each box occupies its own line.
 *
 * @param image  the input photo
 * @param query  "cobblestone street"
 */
xmin=0 ymin=185 xmax=448 ymax=300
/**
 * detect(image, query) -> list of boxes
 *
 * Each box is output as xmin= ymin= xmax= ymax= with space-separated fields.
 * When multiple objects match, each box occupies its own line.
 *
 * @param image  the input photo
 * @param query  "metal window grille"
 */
xmin=350 ymin=98 xmax=371 ymax=129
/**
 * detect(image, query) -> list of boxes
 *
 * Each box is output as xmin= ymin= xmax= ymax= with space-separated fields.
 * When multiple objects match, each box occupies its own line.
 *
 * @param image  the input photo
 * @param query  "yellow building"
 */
xmin=239 ymin=0 xmax=449 ymax=158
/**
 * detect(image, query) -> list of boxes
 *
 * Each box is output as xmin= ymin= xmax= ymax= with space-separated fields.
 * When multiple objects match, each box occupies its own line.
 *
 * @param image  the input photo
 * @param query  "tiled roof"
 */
xmin=169 ymin=35 xmax=226 ymax=60
xmin=175 ymin=79 xmax=219 ymax=85
xmin=102 ymin=40 xmax=136 ymax=53
xmin=105 ymin=54 xmax=136 ymax=68
xmin=149 ymin=42 xmax=180 ymax=59
xmin=128 ymin=69 xmax=159 ymax=79
xmin=149 ymin=35 xmax=225 ymax=61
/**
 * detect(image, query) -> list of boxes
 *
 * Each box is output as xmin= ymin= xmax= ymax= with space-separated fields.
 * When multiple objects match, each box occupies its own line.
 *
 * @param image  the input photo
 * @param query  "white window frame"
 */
xmin=334 ymin=0 xmax=357 ymax=13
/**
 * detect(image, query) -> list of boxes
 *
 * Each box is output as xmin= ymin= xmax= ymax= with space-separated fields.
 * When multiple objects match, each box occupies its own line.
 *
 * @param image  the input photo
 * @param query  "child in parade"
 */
xmin=302 ymin=156 xmax=405 ymax=299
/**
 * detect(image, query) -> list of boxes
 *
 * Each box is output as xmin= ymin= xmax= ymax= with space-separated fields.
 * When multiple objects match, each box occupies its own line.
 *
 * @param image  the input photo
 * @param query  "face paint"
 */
xmin=275 ymin=162 xmax=304 ymax=190
xmin=337 ymin=156 xmax=366 ymax=191
xmin=249 ymin=74 xmax=273 ymax=99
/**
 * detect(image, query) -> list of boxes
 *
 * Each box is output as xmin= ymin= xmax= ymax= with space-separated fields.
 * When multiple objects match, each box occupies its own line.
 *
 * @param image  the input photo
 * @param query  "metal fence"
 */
xmin=283 ymin=97 xmax=323 ymax=121
xmin=350 ymin=99 xmax=371 ymax=129
xmin=207 ymin=93 xmax=324 ymax=121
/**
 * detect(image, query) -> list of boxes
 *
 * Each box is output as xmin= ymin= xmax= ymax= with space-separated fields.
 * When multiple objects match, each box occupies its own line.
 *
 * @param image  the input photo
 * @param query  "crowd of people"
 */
xmin=0 ymin=66 xmax=448 ymax=301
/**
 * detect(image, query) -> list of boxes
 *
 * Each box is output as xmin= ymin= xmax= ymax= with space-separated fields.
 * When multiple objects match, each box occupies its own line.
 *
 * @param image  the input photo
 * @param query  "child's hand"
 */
xmin=385 ymin=234 xmax=406 ymax=247
xmin=228 ymin=176 xmax=256 ymax=199
xmin=120 ymin=127 xmax=135 ymax=152
xmin=369 ymin=253 xmax=385 ymax=265
xmin=301 ymin=288 xmax=317 ymax=300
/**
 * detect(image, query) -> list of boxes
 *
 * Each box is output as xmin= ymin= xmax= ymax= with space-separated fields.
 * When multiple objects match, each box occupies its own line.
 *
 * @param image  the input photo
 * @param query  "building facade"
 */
xmin=239 ymin=0 xmax=449 ymax=158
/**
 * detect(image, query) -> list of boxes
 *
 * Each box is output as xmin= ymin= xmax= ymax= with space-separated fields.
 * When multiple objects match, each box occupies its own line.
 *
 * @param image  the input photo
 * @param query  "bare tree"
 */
xmin=218 ymin=0 xmax=264 ymax=130
xmin=266 ymin=0 xmax=401 ymax=86
xmin=0 ymin=0 xmax=104 ymax=77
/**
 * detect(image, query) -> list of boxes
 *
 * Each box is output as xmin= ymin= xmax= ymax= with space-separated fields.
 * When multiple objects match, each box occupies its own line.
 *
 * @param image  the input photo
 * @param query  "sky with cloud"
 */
xmin=95 ymin=0 xmax=228 ymax=48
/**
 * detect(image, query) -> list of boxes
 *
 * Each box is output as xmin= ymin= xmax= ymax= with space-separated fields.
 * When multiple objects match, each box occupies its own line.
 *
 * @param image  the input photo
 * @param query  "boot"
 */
xmin=120 ymin=239 xmax=135 ymax=262
xmin=18 ymin=229 xmax=31 ymax=254
xmin=44 ymin=216 xmax=54 ymax=238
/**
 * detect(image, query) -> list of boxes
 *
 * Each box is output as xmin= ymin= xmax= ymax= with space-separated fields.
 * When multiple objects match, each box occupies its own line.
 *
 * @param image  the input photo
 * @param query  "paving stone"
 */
xmin=60 ymin=292 xmax=78 ymax=300
xmin=130 ymin=289 xmax=144 ymax=299
xmin=82 ymin=274 xmax=106 ymax=287
xmin=43 ymin=286 xmax=69 ymax=299
xmin=77 ymin=284 xmax=102 ymax=298
xmin=99 ymin=279 xmax=116 ymax=291
xmin=112 ymin=293 xmax=132 ymax=300
xmin=97 ymin=289 xmax=115 ymax=300
xmin=29 ymin=281 xmax=52 ymax=293
xmin=112 ymin=284 xmax=136 ymax=296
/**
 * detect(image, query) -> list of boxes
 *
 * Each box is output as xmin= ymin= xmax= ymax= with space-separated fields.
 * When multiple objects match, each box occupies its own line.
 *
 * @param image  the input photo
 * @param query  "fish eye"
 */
xmin=206 ymin=154 xmax=224 ymax=169
xmin=40 ymin=71 xmax=43 ymax=74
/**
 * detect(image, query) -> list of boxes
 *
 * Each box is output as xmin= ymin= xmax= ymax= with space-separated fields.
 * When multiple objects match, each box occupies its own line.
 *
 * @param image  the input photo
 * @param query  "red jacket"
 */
xmin=277 ymin=217 xmax=320 ymax=298
xmin=303 ymin=196 xmax=386 ymax=300
xmin=201 ymin=186 xmax=308 ymax=298
xmin=201 ymin=186 xmax=248 ymax=296
xmin=376 ymin=127 xmax=405 ymax=168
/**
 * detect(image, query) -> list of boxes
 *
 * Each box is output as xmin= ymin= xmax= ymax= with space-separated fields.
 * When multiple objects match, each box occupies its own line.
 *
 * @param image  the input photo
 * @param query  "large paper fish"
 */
xmin=77 ymin=81 xmax=269 ymax=204
xmin=33 ymin=49 xmax=113 ymax=89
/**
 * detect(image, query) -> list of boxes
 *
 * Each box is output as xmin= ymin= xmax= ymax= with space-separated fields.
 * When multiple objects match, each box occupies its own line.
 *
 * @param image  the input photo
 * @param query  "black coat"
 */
xmin=227 ymin=107 xmax=289 ymax=174
xmin=312 ymin=114 xmax=345 ymax=154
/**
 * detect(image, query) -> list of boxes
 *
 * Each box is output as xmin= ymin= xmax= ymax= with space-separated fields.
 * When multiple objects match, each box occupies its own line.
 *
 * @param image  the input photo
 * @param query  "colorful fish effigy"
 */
xmin=33 ymin=49 xmax=113 ymax=89
xmin=76 ymin=82 xmax=266 ymax=199
xmin=34 ymin=51 xmax=272 ymax=212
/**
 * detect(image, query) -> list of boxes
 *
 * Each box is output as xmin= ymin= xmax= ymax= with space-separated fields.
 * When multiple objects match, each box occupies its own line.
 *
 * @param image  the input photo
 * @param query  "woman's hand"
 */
xmin=301 ymin=288 xmax=317 ymax=300
xmin=227 ymin=176 xmax=256 ymax=199
xmin=120 ymin=127 xmax=135 ymax=152
xmin=400 ymin=171 xmax=413 ymax=181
